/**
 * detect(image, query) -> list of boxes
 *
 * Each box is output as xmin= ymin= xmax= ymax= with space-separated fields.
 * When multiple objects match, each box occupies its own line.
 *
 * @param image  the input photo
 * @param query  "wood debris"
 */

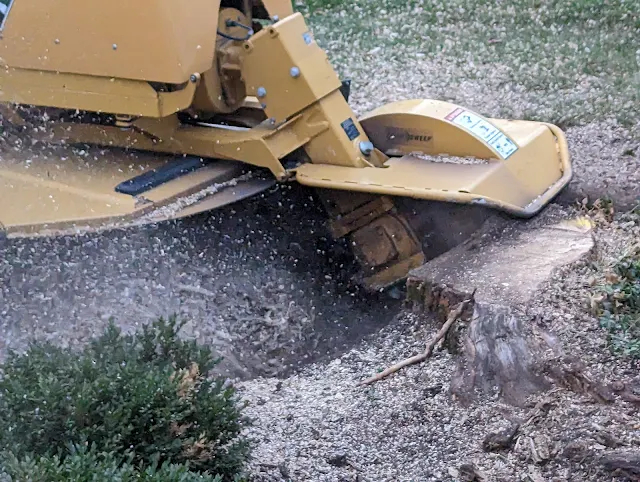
xmin=538 ymin=355 xmax=615 ymax=403
xmin=358 ymin=290 xmax=475 ymax=386
xmin=482 ymin=423 xmax=520 ymax=452
xmin=600 ymin=450 xmax=640 ymax=479
xmin=455 ymin=462 xmax=487 ymax=481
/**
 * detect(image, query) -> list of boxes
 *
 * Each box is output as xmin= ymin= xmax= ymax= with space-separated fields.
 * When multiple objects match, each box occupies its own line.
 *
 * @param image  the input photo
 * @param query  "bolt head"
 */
xmin=257 ymin=87 xmax=267 ymax=98
xmin=290 ymin=66 xmax=301 ymax=78
xmin=359 ymin=141 xmax=374 ymax=156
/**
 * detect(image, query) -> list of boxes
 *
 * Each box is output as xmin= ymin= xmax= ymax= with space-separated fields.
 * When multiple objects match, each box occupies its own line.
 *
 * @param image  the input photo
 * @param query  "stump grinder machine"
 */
xmin=0 ymin=0 xmax=572 ymax=290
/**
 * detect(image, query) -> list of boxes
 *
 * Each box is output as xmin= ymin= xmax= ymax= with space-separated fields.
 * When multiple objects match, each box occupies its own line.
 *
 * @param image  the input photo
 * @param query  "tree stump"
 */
xmin=405 ymin=215 xmax=596 ymax=405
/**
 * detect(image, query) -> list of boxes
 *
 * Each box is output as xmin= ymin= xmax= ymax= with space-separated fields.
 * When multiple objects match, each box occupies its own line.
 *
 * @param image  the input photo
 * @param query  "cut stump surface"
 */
xmin=406 ymin=215 xmax=596 ymax=405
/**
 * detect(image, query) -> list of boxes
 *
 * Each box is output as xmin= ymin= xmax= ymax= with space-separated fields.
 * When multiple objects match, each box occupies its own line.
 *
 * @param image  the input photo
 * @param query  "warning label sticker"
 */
xmin=445 ymin=108 xmax=518 ymax=159
xmin=487 ymin=133 xmax=518 ymax=158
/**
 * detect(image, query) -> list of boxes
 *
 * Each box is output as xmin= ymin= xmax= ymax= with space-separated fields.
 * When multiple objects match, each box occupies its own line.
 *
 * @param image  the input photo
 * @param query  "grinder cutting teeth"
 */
xmin=0 ymin=0 xmax=572 ymax=291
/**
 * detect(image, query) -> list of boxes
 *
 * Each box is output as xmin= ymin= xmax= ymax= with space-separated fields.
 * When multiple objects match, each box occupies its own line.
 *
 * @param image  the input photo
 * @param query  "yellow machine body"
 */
xmin=1 ymin=0 xmax=219 ymax=85
xmin=0 ymin=0 xmax=572 ymax=290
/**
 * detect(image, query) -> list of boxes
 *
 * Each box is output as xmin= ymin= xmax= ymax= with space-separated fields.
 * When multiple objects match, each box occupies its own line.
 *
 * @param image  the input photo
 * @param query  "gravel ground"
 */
xmin=1 ymin=1 xmax=639 ymax=480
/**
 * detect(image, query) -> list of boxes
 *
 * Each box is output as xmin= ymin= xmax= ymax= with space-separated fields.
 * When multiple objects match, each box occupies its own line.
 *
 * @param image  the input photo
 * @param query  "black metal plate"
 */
xmin=341 ymin=118 xmax=360 ymax=141
xmin=115 ymin=156 xmax=206 ymax=196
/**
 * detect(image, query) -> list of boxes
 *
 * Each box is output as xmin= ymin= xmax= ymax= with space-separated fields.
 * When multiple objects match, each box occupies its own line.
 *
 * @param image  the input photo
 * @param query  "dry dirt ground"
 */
xmin=1 ymin=1 xmax=639 ymax=481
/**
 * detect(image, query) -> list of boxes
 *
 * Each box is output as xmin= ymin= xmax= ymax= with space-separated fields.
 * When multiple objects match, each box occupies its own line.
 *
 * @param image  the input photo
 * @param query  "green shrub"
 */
xmin=597 ymin=251 xmax=640 ymax=358
xmin=0 ymin=443 xmax=222 ymax=481
xmin=0 ymin=317 xmax=252 ymax=481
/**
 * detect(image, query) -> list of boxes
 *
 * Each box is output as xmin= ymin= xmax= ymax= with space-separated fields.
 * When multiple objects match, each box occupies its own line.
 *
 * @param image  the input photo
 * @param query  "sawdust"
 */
xmin=405 ymin=152 xmax=491 ymax=165
xmin=239 ymin=206 xmax=640 ymax=482
xmin=0 ymin=183 xmax=401 ymax=379
xmin=0 ymin=1 xmax=638 ymax=480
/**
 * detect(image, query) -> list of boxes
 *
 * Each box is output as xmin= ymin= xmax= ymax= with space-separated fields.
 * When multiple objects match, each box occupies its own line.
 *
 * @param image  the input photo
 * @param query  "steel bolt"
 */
xmin=257 ymin=87 xmax=267 ymax=98
xmin=290 ymin=66 xmax=300 ymax=78
xmin=359 ymin=141 xmax=374 ymax=156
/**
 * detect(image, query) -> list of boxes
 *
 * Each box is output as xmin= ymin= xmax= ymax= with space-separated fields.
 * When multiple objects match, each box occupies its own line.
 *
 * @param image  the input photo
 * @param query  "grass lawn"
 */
xmin=296 ymin=0 xmax=639 ymax=129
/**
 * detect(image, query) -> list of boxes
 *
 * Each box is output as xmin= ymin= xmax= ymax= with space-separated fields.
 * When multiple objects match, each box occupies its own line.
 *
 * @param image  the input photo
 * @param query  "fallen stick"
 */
xmin=176 ymin=283 xmax=217 ymax=297
xmin=359 ymin=290 xmax=476 ymax=386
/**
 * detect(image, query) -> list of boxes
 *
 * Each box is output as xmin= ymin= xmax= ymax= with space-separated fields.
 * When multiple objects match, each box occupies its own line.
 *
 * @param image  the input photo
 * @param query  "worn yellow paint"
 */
xmin=0 ymin=0 xmax=220 ymax=84
xmin=296 ymin=100 xmax=572 ymax=218
xmin=0 ymin=67 xmax=198 ymax=117
xmin=0 ymin=144 xmax=247 ymax=236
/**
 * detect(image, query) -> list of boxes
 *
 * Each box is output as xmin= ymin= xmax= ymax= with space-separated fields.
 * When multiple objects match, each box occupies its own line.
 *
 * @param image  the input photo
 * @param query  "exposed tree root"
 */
xmin=599 ymin=450 xmax=640 ymax=479
xmin=358 ymin=290 xmax=476 ymax=386
xmin=537 ymin=355 xmax=615 ymax=404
